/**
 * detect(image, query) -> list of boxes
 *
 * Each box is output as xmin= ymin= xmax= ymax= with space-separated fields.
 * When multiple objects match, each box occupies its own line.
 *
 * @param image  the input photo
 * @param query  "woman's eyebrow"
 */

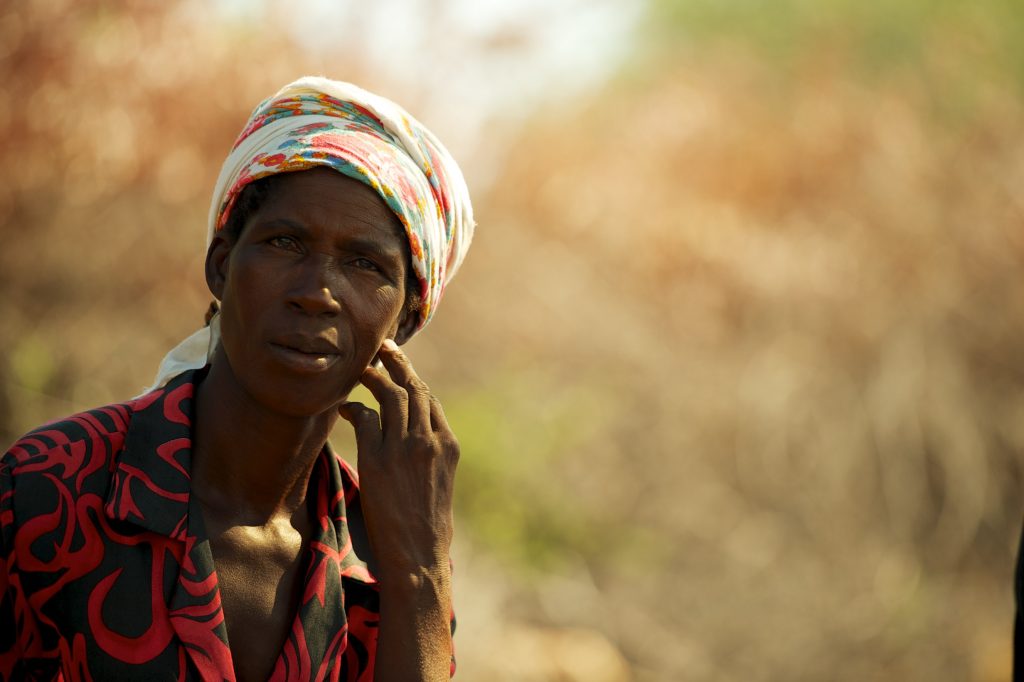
xmin=252 ymin=217 xmax=310 ymax=236
xmin=342 ymin=237 xmax=403 ymax=259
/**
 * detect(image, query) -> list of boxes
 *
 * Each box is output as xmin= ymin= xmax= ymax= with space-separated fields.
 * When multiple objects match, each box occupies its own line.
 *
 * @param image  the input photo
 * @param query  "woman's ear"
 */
xmin=393 ymin=307 xmax=421 ymax=346
xmin=205 ymin=234 xmax=234 ymax=300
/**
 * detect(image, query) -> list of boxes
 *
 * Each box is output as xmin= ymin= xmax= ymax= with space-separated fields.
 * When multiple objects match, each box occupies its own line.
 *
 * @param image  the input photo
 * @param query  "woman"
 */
xmin=0 ymin=77 xmax=474 ymax=681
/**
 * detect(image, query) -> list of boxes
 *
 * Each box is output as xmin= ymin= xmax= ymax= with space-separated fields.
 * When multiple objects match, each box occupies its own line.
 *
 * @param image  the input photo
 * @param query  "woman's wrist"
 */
xmin=375 ymin=562 xmax=453 ymax=681
xmin=378 ymin=561 xmax=451 ymax=601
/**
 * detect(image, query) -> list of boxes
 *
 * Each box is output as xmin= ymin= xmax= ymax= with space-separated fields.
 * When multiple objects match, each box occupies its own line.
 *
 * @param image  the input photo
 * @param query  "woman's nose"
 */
xmin=287 ymin=257 xmax=342 ymax=316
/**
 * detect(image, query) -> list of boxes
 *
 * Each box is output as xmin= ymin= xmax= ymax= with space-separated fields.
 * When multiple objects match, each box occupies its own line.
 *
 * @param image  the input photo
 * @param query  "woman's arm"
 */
xmin=339 ymin=339 xmax=459 ymax=681
xmin=375 ymin=565 xmax=454 ymax=680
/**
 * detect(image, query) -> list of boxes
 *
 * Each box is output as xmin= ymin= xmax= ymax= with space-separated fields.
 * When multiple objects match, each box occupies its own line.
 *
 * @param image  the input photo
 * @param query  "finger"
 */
xmin=358 ymin=362 xmax=409 ymax=438
xmin=337 ymin=401 xmax=384 ymax=453
xmin=377 ymin=339 xmax=432 ymax=436
xmin=428 ymin=394 xmax=450 ymax=433
xmin=429 ymin=395 xmax=460 ymax=465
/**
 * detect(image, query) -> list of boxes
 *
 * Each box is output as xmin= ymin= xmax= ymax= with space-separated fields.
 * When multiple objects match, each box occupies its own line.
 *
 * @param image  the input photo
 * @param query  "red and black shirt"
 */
xmin=0 ymin=368 xmax=410 ymax=681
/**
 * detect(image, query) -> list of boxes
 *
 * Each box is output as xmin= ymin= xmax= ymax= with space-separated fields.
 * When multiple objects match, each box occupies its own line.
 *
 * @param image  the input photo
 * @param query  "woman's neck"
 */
xmin=190 ymin=355 xmax=339 ymax=526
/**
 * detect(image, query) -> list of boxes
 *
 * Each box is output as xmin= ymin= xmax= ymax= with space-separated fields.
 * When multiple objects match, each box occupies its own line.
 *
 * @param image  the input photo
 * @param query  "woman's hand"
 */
xmin=337 ymin=338 xmax=458 ymax=681
xmin=339 ymin=338 xmax=459 ymax=577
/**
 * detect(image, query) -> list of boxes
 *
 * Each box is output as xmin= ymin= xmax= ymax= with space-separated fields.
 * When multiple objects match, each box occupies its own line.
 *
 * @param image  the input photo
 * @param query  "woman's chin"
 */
xmin=223 ymin=366 xmax=361 ymax=420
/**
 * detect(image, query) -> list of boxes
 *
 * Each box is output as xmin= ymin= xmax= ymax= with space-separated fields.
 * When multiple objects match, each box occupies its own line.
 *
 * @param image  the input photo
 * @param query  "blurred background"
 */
xmin=2 ymin=0 xmax=1023 ymax=679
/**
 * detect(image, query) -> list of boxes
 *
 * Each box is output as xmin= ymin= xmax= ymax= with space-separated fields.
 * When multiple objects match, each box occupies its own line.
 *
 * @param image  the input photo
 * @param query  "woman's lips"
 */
xmin=269 ymin=342 xmax=340 ymax=372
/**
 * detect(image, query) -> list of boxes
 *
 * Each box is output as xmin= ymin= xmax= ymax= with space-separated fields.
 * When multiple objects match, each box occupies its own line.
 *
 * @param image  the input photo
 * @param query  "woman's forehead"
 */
xmin=249 ymin=168 xmax=406 ymax=246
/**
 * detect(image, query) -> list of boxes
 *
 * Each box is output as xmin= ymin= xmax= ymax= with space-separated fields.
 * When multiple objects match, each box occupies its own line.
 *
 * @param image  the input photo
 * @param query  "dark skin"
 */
xmin=193 ymin=167 xmax=458 ymax=682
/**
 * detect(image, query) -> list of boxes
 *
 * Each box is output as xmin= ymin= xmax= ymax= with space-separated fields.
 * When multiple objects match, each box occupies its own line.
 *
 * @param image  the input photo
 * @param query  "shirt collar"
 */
xmin=306 ymin=441 xmax=378 ymax=585
xmin=104 ymin=368 xmax=199 ymax=539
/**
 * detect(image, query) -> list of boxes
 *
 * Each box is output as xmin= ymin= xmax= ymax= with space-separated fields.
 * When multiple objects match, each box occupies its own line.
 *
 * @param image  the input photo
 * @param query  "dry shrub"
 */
xmin=438 ymin=42 xmax=1024 ymax=681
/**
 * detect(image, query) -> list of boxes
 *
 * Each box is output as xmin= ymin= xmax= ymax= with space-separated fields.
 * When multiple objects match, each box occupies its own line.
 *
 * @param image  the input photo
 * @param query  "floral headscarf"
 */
xmin=145 ymin=77 xmax=474 ymax=393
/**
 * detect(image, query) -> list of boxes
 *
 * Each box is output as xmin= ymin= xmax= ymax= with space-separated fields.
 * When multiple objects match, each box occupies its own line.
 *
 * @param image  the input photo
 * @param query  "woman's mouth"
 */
xmin=269 ymin=342 xmax=341 ymax=372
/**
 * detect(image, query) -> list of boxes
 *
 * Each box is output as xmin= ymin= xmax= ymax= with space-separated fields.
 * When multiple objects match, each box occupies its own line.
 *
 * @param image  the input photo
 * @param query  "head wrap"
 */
xmin=143 ymin=76 xmax=474 ymax=394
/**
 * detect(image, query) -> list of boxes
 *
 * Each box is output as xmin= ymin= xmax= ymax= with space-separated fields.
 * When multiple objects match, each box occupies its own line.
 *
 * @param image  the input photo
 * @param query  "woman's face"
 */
xmin=206 ymin=167 xmax=414 ymax=417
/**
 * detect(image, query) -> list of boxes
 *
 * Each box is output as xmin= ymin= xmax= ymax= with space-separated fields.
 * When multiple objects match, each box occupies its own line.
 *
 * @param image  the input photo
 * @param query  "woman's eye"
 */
xmin=352 ymin=257 xmax=381 ymax=272
xmin=269 ymin=236 xmax=299 ymax=251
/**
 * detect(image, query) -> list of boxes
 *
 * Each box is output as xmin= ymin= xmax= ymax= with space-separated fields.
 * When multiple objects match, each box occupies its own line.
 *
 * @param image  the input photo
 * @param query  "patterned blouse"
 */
xmin=0 ymin=369 xmax=446 ymax=681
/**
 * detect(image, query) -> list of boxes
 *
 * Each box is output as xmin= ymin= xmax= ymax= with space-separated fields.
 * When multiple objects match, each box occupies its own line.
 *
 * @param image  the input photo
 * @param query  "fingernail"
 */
xmin=382 ymin=338 xmax=399 ymax=352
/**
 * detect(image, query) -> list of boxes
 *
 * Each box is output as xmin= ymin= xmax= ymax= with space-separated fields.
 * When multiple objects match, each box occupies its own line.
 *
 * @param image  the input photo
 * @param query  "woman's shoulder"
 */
xmin=0 ymin=399 xmax=145 ymax=553
xmin=1 ymin=398 xmax=137 ymax=490
xmin=2 ymin=372 xmax=199 ymax=476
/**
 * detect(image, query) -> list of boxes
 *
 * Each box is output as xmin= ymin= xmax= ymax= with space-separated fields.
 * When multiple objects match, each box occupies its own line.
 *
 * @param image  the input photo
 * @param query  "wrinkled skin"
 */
xmin=192 ymin=168 xmax=457 ymax=682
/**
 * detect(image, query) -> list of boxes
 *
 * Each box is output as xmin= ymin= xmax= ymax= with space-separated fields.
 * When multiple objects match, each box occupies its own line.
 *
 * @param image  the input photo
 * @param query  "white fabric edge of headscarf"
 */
xmin=136 ymin=314 xmax=220 ymax=398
